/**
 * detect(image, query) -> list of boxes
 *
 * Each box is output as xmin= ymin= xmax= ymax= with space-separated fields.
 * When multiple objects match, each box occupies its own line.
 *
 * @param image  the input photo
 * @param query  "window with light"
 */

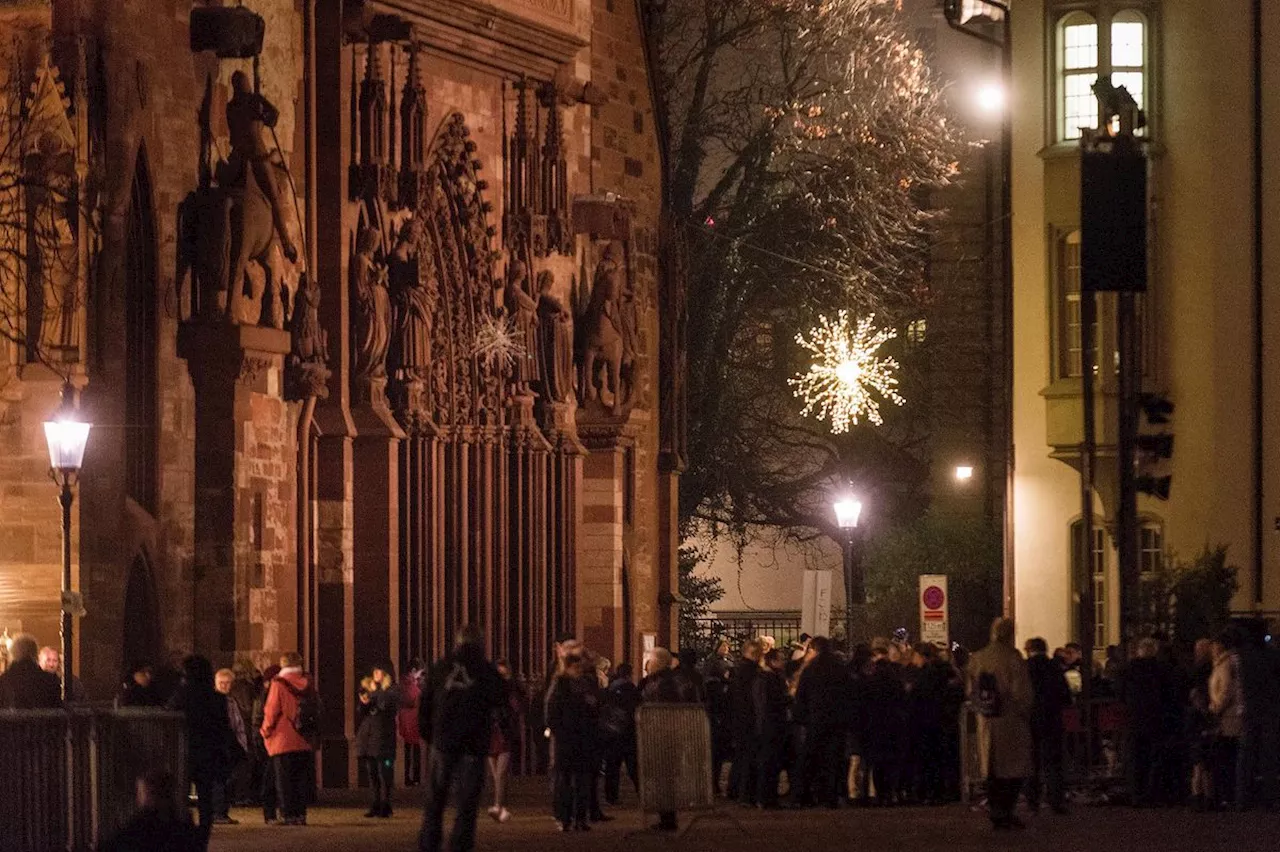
xmin=1071 ymin=518 xmax=1109 ymax=647
xmin=1056 ymin=9 xmax=1149 ymax=142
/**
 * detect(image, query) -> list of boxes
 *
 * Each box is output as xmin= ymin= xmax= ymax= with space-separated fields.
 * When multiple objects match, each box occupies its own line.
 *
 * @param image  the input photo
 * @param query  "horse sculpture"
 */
xmin=177 ymin=155 xmax=299 ymax=328
xmin=579 ymin=243 xmax=634 ymax=416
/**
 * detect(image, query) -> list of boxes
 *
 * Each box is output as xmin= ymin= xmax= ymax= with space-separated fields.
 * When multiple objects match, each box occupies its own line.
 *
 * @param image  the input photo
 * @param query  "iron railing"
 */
xmin=959 ymin=698 xmax=1127 ymax=802
xmin=0 ymin=707 xmax=186 ymax=852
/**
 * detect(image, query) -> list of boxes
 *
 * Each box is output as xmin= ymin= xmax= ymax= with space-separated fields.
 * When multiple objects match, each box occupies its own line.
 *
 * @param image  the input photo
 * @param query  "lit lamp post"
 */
xmin=833 ymin=498 xmax=864 ymax=646
xmin=44 ymin=382 xmax=90 ymax=702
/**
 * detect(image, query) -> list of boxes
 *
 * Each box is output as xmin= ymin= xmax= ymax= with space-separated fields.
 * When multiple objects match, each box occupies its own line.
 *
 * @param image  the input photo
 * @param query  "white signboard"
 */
xmin=801 ymin=569 xmax=833 ymax=638
xmin=919 ymin=574 xmax=949 ymax=648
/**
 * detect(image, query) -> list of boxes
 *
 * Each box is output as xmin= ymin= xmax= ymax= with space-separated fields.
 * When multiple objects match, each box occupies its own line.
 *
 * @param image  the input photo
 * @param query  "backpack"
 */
xmin=975 ymin=670 xmax=1002 ymax=718
xmin=274 ymin=677 xmax=321 ymax=740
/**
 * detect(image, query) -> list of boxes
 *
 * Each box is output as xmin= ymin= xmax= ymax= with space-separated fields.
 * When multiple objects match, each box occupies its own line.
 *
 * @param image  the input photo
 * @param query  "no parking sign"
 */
xmin=919 ymin=575 xmax=949 ymax=648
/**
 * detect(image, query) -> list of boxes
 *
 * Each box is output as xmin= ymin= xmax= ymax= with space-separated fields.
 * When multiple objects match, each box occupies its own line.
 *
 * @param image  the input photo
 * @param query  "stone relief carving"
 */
xmin=535 ymin=270 xmax=574 ymax=405
xmin=351 ymin=224 xmax=391 ymax=381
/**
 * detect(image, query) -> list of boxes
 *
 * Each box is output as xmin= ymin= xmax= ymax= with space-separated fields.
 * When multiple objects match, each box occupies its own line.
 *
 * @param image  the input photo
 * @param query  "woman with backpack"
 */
xmin=261 ymin=652 xmax=318 ymax=826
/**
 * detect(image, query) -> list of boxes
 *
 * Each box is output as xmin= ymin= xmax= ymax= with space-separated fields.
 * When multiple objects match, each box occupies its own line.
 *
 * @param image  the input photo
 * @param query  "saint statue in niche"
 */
xmin=579 ymin=242 xmax=635 ymax=412
xmin=351 ymin=224 xmax=390 ymax=380
xmin=389 ymin=218 xmax=436 ymax=380
xmin=535 ymin=270 xmax=574 ymax=404
xmin=289 ymin=272 xmax=326 ymax=363
xmin=504 ymin=260 xmax=540 ymax=387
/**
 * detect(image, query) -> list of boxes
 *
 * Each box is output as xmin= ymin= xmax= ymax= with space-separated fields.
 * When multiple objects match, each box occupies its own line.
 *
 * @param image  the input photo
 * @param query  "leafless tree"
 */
xmin=653 ymin=0 xmax=966 ymax=541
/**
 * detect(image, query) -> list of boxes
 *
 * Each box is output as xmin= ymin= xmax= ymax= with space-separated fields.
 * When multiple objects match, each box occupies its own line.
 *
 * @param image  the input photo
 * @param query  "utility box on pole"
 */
xmin=1082 ymin=146 xmax=1147 ymax=293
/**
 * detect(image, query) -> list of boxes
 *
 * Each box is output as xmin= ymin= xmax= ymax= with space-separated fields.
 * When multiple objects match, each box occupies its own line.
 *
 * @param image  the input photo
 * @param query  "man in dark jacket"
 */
xmin=726 ymin=638 xmax=763 ymax=802
xmin=752 ymin=649 xmax=790 ymax=808
xmin=418 ymin=625 xmax=504 ymax=852
xmin=166 ymin=655 xmax=234 ymax=850
xmin=0 ymin=634 xmax=61 ymax=709
xmin=639 ymin=647 xmax=701 ymax=830
xmin=1024 ymin=637 xmax=1071 ymax=813
xmin=1120 ymin=637 xmax=1172 ymax=806
xmin=602 ymin=663 xmax=641 ymax=804
xmin=791 ymin=637 xmax=848 ymax=808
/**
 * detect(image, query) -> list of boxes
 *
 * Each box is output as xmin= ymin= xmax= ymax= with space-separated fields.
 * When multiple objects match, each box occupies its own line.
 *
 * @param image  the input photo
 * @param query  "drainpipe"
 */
xmin=1253 ymin=0 xmax=1264 ymax=606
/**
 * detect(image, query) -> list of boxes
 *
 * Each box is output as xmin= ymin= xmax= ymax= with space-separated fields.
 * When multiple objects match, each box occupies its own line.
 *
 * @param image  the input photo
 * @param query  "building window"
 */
xmin=906 ymin=318 xmax=927 ymax=345
xmin=1056 ymin=230 xmax=1103 ymax=379
xmin=1071 ymin=518 xmax=1108 ymax=647
xmin=1055 ymin=8 xmax=1149 ymax=142
xmin=1139 ymin=520 xmax=1163 ymax=575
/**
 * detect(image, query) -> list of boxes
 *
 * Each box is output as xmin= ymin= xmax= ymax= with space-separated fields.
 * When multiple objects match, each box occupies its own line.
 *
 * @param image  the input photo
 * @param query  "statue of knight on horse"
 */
xmin=178 ymin=69 xmax=301 ymax=328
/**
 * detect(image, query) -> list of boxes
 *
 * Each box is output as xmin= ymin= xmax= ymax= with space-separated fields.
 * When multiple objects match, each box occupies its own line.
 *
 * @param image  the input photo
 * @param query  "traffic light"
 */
xmin=1135 ymin=393 xmax=1173 ymax=500
xmin=1139 ymin=393 xmax=1174 ymax=424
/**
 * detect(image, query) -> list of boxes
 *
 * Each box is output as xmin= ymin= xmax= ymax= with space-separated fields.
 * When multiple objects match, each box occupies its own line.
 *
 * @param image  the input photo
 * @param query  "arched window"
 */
xmin=1055 ymin=9 xmax=1150 ymax=142
xmin=124 ymin=149 xmax=158 ymax=515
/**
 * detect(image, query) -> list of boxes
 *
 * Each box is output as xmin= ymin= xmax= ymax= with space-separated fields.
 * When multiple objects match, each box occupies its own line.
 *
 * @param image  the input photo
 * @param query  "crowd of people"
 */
xmin=5 ymin=617 xmax=1280 ymax=849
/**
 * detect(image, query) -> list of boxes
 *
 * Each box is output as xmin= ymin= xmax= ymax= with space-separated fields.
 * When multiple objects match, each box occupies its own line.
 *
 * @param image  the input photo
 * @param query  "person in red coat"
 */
xmin=260 ymin=652 xmax=316 ymax=826
xmin=399 ymin=658 xmax=425 ymax=786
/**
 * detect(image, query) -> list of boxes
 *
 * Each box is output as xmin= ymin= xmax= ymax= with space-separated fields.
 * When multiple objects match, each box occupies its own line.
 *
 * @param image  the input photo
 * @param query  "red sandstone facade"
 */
xmin=0 ymin=0 xmax=680 ymax=785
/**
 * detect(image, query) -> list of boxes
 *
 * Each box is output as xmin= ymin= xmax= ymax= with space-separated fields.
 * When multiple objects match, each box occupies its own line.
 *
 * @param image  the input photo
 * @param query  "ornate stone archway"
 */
xmin=391 ymin=113 xmax=578 ymax=676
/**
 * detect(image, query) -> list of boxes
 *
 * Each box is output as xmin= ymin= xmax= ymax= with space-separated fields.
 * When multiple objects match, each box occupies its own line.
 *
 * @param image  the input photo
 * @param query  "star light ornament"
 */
xmin=471 ymin=314 xmax=525 ymax=370
xmin=789 ymin=311 xmax=905 ymax=433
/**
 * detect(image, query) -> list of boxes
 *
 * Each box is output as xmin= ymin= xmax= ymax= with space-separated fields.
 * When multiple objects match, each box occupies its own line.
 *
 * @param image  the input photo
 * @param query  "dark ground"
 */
xmin=208 ymin=777 xmax=1280 ymax=852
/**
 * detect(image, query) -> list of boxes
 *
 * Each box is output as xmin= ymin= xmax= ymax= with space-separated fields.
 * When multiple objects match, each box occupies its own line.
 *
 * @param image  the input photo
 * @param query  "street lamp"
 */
xmin=975 ymin=81 xmax=1006 ymax=114
xmin=44 ymin=381 xmax=90 ymax=702
xmin=955 ymin=464 xmax=975 ymax=482
xmin=833 ymin=497 xmax=864 ymax=646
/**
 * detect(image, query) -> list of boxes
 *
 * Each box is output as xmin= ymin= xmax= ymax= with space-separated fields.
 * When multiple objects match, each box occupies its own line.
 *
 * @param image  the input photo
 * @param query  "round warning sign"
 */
xmin=922 ymin=584 xmax=945 ymax=610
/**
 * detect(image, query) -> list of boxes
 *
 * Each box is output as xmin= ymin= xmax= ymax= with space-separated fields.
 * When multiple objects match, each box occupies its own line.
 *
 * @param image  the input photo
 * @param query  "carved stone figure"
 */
xmin=226 ymin=70 xmax=298 ymax=264
xmin=504 ymin=260 xmax=539 ymax=387
xmin=351 ymin=225 xmax=390 ymax=380
xmin=579 ymin=242 xmax=633 ymax=414
xmin=389 ymin=218 xmax=436 ymax=379
xmin=178 ymin=71 xmax=300 ymax=328
xmin=535 ymin=271 xmax=574 ymax=404
xmin=289 ymin=272 xmax=326 ymax=363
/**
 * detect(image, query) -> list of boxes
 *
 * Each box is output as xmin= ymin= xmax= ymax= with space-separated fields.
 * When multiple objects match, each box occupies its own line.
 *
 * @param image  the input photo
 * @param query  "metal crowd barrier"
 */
xmin=635 ymin=703 xmax=714 ymax=815
xmin=0 ymin=707 xmax=186 ymax=852
xmin=959 ymin=698 xmax=1128 ymax=801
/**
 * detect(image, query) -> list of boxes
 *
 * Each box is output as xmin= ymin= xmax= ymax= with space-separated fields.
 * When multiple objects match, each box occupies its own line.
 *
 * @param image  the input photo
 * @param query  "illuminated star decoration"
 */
xmin=472 ymin=314 xmax=525 ymax=370
xmin=789 ymin=310 xmax=905 ymax=433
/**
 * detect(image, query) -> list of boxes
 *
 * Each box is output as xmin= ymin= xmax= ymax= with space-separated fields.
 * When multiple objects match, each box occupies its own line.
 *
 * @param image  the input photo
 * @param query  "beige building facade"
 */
xmin=1010 ymin=0 xmax=1280 ymax=647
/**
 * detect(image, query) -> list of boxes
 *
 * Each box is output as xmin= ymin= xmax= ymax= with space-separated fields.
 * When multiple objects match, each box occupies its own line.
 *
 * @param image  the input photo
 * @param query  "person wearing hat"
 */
xmin=357 ymin=661 xmax=402 ymax=818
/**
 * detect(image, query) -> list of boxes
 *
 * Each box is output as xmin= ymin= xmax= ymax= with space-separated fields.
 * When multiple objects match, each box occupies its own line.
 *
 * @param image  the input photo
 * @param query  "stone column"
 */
xmin=350 ymin=383 xmax=403 ymax=685
xmin=577 ymin=413 xmax=640 ymax=664
xmin=179 ymin=322 xmax=296 ymax=668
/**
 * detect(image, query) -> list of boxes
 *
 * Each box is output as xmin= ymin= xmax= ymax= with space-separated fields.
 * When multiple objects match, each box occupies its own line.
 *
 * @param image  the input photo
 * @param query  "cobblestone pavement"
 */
xmin=208 ymin=779 xmax=1280 ymax=852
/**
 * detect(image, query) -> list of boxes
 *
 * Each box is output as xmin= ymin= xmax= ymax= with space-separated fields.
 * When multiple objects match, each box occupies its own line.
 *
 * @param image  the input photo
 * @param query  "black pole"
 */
xmin=943 ymin=0 xmax=1014 ymax=618
xmin=843 ymin=533 xmax=865 ymax=645
xmin=1252 ymin=0 xmax=1265 ymax=605
xmin=1117 ymin=291 xmax=1139 ymax=641
xmin=58 ymin=478 xmax=73 ymax=703
xmin=999 ymin=13 xmax=1014 ymax=619
xmin=1078 ymin=278 xmax=1097 ymax=728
